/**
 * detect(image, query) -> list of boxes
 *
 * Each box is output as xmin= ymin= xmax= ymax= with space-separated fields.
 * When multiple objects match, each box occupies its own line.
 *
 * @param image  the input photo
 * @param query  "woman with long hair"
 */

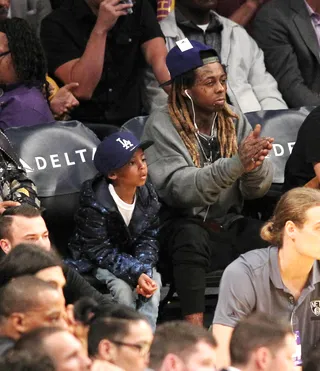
xmin=0 ymin=17 xmax=78 ymax=129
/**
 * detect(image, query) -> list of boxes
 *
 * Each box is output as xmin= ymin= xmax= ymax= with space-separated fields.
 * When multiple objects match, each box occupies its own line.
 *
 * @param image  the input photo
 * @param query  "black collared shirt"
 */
xmin=41 ymin=0 xmax=163 ymax=124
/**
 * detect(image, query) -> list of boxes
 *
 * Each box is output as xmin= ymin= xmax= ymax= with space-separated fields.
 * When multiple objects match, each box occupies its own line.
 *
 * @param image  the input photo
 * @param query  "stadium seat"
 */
xmin=120 ymin=116 xmax=149 ymax=139
xmin=4 ymin=121 xmax=100 ymax=256
xmin=244 ymin=106 xmax=315 ymax=219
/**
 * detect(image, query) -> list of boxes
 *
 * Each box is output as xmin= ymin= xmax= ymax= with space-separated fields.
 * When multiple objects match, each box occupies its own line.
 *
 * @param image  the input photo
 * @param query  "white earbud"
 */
xmin=185 ymin=89 xmax=192 ymax=100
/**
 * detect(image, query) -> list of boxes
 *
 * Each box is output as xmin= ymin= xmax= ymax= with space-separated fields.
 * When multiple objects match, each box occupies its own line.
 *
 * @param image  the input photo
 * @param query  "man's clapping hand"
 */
xmin=238 ymin=124 xmax=273 ymax=172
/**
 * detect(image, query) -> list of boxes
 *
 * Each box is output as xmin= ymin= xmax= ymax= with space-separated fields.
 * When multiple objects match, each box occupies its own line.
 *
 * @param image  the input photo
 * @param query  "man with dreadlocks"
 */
xmin=142 ymin=40 xmax=273 ymax=326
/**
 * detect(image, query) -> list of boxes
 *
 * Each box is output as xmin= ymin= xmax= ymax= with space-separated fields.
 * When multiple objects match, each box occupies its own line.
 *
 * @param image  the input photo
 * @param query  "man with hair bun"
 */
xmin=212 ymin=187 xmax=320 ymax=369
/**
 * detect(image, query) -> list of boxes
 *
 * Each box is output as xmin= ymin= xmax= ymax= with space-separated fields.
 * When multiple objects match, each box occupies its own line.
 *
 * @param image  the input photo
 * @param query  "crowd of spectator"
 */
xmin=0 ymin=0 xmax=320 ymax=369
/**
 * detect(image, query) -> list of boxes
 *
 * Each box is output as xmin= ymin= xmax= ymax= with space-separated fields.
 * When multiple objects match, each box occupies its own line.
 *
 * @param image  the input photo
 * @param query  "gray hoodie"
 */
xmin=141 ymin=106 xmax=273 ymax=227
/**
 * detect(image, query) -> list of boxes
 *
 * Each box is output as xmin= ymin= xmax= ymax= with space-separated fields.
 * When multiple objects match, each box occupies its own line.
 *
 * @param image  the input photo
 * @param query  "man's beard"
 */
xmin=0 ymin=7 xmax=8 ymax=20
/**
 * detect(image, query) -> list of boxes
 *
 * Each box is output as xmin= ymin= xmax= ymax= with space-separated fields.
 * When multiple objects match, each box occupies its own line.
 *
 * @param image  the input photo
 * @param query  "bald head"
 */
xmin=0 ymin=275 xmax=58 ymax=317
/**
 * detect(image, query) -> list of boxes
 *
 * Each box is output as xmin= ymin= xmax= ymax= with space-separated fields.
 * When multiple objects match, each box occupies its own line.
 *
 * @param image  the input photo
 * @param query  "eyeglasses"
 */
xmin=0 ymin=51 xmax=10 ymax=58
xmin=110 ymin=340 xmax=151 ymax=357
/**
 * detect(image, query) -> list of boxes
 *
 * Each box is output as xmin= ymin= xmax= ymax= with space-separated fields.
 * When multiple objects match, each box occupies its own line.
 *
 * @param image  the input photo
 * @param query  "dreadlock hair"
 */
xmin=0 ymin=18 xmax=49 ymax=98
xmin=168 ymin=67 xmax=238 ymax=167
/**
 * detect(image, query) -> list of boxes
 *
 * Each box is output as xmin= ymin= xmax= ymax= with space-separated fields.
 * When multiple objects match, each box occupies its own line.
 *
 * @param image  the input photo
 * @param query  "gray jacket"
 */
xmin=142 ymin=106 xmax=273 ymax=227
xmin=143 ymin=10 xmax=287 ymax=114
xmin=252 ymin=0 xmax=320 ymax=108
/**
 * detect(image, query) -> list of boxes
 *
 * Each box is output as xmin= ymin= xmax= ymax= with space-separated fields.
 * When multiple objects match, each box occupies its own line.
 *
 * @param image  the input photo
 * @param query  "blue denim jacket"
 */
xmin=68 ymin=174 xmax=161 ymax=286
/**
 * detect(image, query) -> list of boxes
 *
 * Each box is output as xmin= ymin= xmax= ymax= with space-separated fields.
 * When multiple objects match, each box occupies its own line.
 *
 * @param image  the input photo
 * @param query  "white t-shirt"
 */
xmin=197 ymin=23 xmax=209 ymax=32
xmin=109 ymin=184 xmax=136 ymax=226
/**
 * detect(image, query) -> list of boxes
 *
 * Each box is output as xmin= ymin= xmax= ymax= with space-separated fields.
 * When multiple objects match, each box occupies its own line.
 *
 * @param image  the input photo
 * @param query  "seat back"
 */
xmin=5 ymin=121 xmax=100 ymax=255
xmin=120 ymin=116 xmax=149 ymax=140
xmin=245 ymin=107 xmax=315 ymax=184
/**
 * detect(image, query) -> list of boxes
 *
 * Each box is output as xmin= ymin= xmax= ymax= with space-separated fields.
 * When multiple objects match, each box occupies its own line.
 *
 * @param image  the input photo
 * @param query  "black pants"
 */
xmin=160 ymin=217 xmax=268 ymax=315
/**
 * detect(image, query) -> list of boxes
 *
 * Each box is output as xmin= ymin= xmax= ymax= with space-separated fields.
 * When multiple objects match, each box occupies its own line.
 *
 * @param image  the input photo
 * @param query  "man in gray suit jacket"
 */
xmin=252 ymin=0 xmax=320 ymax=108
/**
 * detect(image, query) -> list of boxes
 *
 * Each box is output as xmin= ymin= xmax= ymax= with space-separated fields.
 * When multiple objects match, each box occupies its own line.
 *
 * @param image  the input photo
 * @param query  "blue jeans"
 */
xmin=95 ymin=268 xmax=161 ymax=331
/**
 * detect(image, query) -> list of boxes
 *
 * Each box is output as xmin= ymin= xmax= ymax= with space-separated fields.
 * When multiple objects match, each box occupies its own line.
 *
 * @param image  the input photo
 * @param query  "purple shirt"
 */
xmin=0 ymin=84 xmax=54 ymax=130
xmin=305 ymin=0 xmax=320 ymax=48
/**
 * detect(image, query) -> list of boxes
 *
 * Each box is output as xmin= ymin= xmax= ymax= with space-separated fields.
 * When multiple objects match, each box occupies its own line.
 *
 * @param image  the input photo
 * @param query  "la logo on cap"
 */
xmin=116 ymin=137 xmax=134 ymax=150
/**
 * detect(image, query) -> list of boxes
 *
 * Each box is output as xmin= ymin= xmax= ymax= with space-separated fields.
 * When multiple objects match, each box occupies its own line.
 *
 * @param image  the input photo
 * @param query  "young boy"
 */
xmin=68 ymin=131 xmax=161 ymax=330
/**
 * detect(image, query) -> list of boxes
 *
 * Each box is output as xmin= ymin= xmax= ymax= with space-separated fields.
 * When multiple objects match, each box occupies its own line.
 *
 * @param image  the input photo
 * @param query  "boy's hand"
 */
xmin=136 ymin=273 xmax=157 ymax=298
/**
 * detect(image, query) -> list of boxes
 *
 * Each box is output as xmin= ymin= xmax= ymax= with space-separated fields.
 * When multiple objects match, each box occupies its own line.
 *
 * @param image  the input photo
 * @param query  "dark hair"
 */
xmin=0 ymin=350 xmax=55 ymax=371
xmin=73 ymin=297 xmax=146 ymax=326
xmin=230 ymin=312 xmax=292 ymax=366
xmin=14 ymin=326 xmax=66 ymax=353
xmin=261 ymin=188 xmax=320 ymax=246
xmin=87 ymin=303 xmax=148 ymax=357
xmin=0 ymin=204 xmax=42 ymax=240
xmin=149 ymin=321 xmax=217 ymax=370
xmin=0 ymin=275 xmax=58 ymax=321
xmin=0 ymin=18 xmax=48 ymax=94
xmin=0 ymin=243 xmax=63 ymax=287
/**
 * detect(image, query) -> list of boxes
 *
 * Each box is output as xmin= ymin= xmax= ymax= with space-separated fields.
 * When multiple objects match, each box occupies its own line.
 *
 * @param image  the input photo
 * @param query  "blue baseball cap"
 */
xmin=161 ymin=39 xmax=221 ymax=86
xmin=94 ymin=131 xmax=153 ymax=175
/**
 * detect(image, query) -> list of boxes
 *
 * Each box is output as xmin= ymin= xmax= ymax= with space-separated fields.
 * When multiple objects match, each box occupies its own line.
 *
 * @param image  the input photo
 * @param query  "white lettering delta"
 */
xmin=20 ymin=147 xmax=97 ymax=172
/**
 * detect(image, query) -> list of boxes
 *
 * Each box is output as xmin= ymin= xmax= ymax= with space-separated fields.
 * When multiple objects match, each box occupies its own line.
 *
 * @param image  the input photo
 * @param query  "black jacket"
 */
xmin=68 ymin=175 xmax=161 ymax=286
xmin=63 ymin=265 xmax=110 ymax=306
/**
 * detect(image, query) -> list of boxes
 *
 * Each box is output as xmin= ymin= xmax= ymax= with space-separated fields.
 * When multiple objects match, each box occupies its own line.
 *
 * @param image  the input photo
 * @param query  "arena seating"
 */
xmin=119 ymin=107 xmax=315 ymax=311
xmin=244 ymin=106 xmax=315 ymax=219
xmin=4 ymin=120 xmax=100 ymax=256
xmin=3 ymin=107 xmax=314 ymax=315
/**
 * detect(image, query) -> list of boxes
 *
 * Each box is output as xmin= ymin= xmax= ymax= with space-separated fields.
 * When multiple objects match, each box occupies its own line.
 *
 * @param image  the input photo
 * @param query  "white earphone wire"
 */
xmin=185 ymin=90 xmax=199 ymax=132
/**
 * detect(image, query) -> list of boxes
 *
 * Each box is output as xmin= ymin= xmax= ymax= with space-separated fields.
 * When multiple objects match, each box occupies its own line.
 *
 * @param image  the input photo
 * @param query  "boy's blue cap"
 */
xmin=94 ymin=131 xmax=153 ymax=174
xmin=161 ymin=39 xmax=221 ymax=87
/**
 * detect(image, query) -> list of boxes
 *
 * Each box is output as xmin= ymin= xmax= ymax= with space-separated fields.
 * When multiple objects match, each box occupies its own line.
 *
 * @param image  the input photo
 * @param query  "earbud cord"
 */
xmin=186 ymin=92 xmax=216 ymax=222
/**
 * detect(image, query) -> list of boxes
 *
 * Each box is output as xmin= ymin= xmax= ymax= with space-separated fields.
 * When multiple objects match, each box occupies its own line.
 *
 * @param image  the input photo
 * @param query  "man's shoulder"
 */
xmin=255 ymin=0 xmax=291 ymax=19
xmin=224 ymin=247 xmax=272 ymax=279
xmin=303 ymin=106 xmax=320 ymax=125
xmin=42 ymin=4 xmax=74 ymax=25
xmin=215 ymin=12 xmax=242 ymax=29
xmin=145 ymin=106 xmax=172 ymax=131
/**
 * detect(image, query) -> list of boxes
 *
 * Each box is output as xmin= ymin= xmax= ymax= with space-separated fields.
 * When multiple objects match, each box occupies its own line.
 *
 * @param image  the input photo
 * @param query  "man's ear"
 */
xmin=0 ymin=239 xmax=11 ymax=254
xmin=285 ymin=220 xmax=297 ymax=241
xmin=10 ymin=312 xmax=27 ymax=337
xmin=255 ymin=347 xmax=271 ymax=371
xmin=162 ymin=354 xmax=184 ymax=371
xmin=98 ymin=339 xmax=115 ymax=362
